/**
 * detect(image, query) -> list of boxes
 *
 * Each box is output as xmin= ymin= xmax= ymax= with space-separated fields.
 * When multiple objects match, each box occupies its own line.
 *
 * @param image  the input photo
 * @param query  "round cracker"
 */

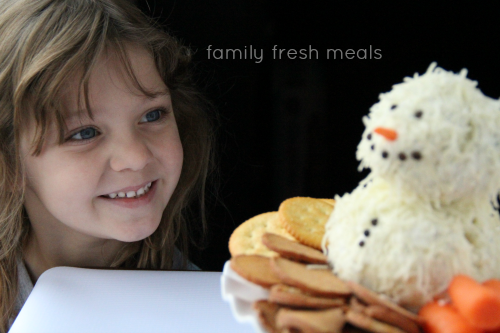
xmin=364 ymin=305 xmax=420 ymax=333
xmin=253 ymin=300 xmax=282 ymax=333
xmin=276 ymin=307 xmax=345 ymax=333
xmin=346 ymin=310 xmax=406 ymax=333
xmin=270 ymin=257 xmax=350 ymax=297
xmin=229 ymin=212 xmax=295 ymax=257
xmin=347 ymin=281 xmax=421 ymax=323
xmin=230 ymin=255 xmax=282 ymax=288
xmin=269 ymin=284 xmax=346 ymax=309
xmin=278 ymin=197 xmax=334 ymax=250
xmin=320 ymin=198 xmax=335 ymax=206
xmin=262 ymin=232 xmax=328 ymax=264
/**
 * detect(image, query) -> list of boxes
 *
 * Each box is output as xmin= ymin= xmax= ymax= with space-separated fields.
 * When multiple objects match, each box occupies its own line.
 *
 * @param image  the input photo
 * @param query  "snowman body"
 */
xmin=325 ymin=177 xmax=500 ymax=309
xmin=324 ymin=63 xmax=500 ymax=309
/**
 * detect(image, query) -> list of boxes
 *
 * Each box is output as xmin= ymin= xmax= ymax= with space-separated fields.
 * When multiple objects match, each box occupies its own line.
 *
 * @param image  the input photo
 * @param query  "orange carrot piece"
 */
xmin=483 ymin=279 xmax=500 ymax=296
xmin=449 ymin=274 xmax=500 ymax=330
xmin=419 ymin=301 xmax=482 ymax=333
xmin=374 ymin=127 xmax=398 ymax=141
xmin=483 ymin=280 xmax=500 ymax=333
xmin=485 ymin=329 xmax=500 ymax=333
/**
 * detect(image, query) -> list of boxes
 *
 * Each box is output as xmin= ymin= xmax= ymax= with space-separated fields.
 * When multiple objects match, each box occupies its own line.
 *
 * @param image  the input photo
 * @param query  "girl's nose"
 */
xmin=374 ymin=127 xmax=398 ymax=141
xmin=109 ymin=134 xmax=153 ymax=172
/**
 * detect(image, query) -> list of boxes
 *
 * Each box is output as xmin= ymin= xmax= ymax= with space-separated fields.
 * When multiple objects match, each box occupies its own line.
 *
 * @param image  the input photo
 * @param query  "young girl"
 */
xmin=0 ymin=0 xmax=214 ymax=330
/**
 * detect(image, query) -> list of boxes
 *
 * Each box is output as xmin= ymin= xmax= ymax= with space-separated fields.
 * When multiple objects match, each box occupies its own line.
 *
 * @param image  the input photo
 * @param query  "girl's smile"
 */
xmin=98 ymin=179 xmax=158 ymax=209
xmin=101 ymin=180 xmax=154 ymax=199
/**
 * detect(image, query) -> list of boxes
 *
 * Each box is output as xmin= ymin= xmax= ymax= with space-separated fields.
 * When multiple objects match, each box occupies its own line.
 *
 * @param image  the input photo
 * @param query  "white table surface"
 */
xmin=9 ymin=267 xmax=254 ymax=333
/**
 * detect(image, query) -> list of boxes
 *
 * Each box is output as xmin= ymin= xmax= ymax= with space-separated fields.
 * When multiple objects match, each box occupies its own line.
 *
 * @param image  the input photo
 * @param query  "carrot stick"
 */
xmin=419 ymin=301 xmax=482 ymax=333
xmin=485 ymin=326 xmax=500 ymax=333
xmin=483 ymin=279 xmax=500 ymax=296
xmin=483 ymin=279 xmax=500 ymax=333
xmin=448 ymin=274 xmax=500 ymax=330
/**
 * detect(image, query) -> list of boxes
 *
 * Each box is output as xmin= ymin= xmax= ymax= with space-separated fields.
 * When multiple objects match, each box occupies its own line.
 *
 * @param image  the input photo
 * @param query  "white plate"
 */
xmin=11 ymin=267 xmax=251 ymax=333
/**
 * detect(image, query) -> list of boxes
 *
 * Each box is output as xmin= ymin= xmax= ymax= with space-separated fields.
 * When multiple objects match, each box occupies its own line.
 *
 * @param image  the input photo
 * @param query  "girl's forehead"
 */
xmin=59 ymin=45 xmax=169 ymax=117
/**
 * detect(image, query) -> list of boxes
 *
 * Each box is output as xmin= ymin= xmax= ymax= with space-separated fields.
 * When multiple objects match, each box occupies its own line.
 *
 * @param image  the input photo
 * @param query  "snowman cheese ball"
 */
xmin=323 ymin=63 xmax=500 ymax=310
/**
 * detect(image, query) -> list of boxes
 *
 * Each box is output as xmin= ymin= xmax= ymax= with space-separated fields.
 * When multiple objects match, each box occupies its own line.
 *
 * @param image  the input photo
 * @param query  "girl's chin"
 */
xmin=111 ymin=222 xmax=160 ymax=243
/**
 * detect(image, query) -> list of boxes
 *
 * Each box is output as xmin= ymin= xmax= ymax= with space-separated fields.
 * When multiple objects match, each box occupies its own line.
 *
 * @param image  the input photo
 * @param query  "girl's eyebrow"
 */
xmin=145 ymin=89 xmax=171 ymax=99
xmin=64 ymin=109 xmax=91 ymax=122
xmin=63 ymin=90 xmax=170 ymax=121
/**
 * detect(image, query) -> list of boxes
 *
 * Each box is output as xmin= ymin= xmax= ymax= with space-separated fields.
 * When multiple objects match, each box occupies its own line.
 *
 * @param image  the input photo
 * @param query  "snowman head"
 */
xmin=357 ymin=63 xmax=500 ymax=204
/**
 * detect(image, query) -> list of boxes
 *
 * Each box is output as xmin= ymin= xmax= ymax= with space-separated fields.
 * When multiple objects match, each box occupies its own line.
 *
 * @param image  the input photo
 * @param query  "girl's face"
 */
xmin=20 ymin=46 xmax=183 ymax=243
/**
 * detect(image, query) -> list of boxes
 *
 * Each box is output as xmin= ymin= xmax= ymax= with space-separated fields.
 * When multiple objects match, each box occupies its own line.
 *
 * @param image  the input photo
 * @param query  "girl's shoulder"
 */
xmin=10 ymin=257 xmax=34 ymax=327
xmin=172 ymin=248 xmax=200 ymax=271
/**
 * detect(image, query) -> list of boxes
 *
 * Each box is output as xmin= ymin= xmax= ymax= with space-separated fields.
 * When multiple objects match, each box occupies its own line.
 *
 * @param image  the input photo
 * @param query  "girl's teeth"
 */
xmin=106 ymin=182 xmax=152 ymax=199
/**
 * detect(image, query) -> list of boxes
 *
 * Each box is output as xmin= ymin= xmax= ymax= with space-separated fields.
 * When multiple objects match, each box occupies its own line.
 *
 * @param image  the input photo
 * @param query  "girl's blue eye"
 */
xmin=71 ymin=127 xmax=97 ymax=140
xmin=142 ymin=109 xmax=162 ymax=123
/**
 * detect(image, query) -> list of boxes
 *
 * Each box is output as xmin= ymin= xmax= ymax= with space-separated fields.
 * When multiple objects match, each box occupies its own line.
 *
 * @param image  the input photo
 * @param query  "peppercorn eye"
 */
xmin=390 ymin=104 xmax=397 ymax=110
xmin=414 ymin=110 xmax=423 ymax=118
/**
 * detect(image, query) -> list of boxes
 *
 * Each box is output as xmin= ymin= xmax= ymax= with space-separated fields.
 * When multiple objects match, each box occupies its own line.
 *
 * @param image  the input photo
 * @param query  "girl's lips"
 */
xmin=98 ymin=180 xmax=157 ymax=209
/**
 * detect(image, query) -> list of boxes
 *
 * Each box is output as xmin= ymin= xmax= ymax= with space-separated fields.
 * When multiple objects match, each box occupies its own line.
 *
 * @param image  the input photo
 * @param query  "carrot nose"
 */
xmin=374 ymin=127 xmax=398 ymax=141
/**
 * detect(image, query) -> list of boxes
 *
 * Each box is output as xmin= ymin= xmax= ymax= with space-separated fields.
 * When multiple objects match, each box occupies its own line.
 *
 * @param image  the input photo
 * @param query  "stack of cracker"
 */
xmin=228 ymin=197 xmax=422 ymax=333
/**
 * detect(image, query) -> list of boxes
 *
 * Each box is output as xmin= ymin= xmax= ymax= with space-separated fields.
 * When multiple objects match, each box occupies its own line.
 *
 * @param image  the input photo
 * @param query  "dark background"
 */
xmin=135 ymin=1 xmax=500 ymax=271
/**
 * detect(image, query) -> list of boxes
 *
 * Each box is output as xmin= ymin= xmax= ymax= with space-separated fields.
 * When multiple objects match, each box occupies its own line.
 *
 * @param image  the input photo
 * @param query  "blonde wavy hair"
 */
xmin=0 ymin=0 xmax=213 ymax=330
